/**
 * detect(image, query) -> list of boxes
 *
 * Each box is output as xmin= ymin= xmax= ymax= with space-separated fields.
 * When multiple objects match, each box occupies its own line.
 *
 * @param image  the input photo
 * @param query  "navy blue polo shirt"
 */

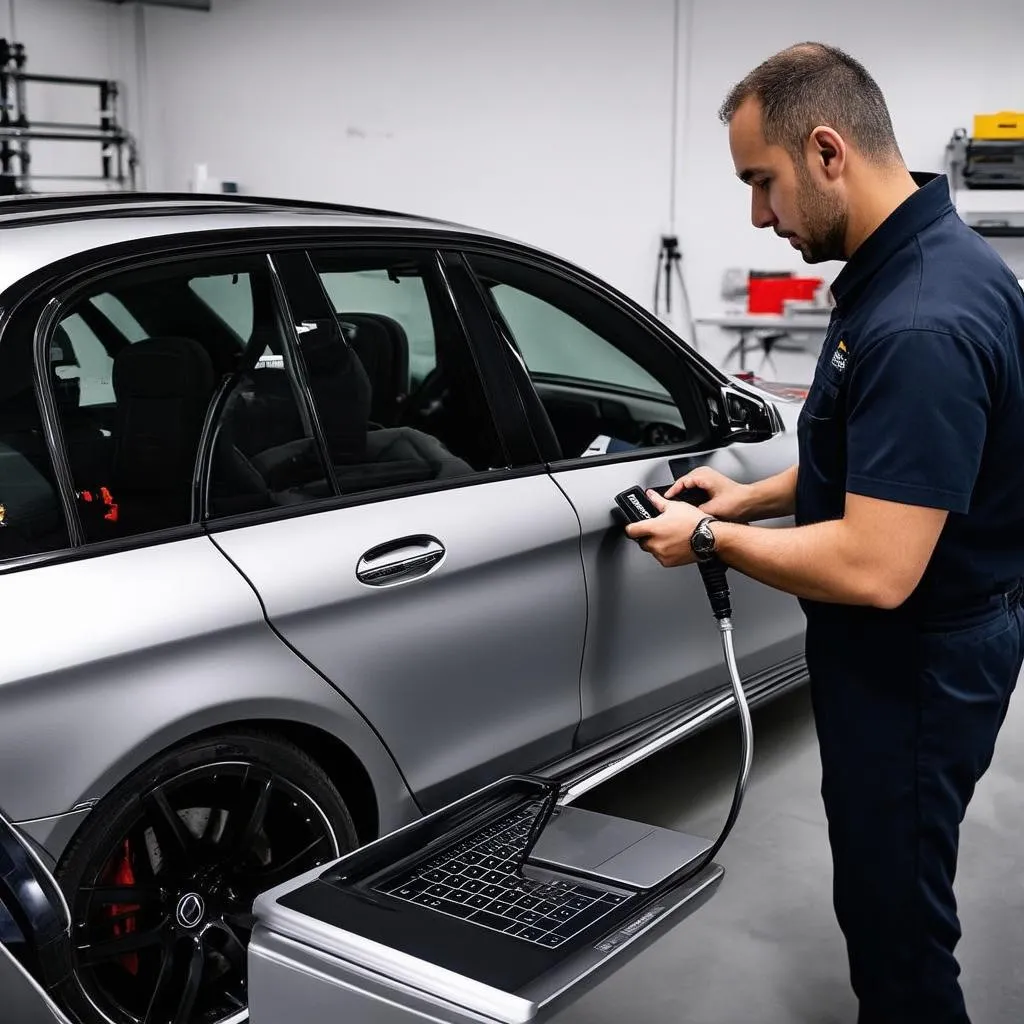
xmin=796 ymin=172 xmax=1024 ymax=619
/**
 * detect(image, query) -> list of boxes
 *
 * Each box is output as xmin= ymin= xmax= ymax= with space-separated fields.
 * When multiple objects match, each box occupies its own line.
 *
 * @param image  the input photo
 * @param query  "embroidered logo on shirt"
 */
xmin=830 ymin=338 xmax=848 ymax=374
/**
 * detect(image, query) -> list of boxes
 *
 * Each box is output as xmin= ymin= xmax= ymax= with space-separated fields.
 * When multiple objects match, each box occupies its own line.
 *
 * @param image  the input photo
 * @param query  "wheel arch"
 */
xmin=192 ymin=717 xmax=382 ymax=846
xmin=16 ymin=697 xmax=420 ymax=865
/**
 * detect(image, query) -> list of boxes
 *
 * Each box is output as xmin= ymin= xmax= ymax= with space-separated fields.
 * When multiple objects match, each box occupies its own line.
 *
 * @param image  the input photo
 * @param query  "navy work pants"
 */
xmin=805 ymin=586 xmax=1024 ymax=1024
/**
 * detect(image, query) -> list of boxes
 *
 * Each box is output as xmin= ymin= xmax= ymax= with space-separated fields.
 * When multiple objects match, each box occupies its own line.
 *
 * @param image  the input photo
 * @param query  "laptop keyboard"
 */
xmin=376 ymin=804 xmax=631 ymax=948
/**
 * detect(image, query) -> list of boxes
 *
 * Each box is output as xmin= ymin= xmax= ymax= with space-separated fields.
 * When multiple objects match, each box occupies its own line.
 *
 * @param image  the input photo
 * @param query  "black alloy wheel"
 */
xmin=44 ymin=731 xmax=359 ymax=1024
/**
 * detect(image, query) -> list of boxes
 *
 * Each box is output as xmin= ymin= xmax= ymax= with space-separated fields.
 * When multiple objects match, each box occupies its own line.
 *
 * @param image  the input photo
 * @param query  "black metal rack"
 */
xmin=946 ymin=129 xmax=1024 ymax=241
xmin=0 ymin=38 xmax=139 ymax=194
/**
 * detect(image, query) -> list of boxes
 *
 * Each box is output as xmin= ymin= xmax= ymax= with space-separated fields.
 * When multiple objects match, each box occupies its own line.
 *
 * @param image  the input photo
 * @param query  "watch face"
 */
xmin=692 ymin=521 xmax=715 ymax=556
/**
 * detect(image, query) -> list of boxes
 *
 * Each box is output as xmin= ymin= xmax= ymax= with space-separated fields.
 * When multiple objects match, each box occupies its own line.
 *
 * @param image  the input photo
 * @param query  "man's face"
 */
xmin=728 ymin=97 xmax=847 ymax=263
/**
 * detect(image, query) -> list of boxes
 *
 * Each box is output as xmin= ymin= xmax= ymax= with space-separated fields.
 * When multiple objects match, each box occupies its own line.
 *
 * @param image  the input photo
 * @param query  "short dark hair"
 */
xmin=719 ymin=42 xmax=902 ymax=164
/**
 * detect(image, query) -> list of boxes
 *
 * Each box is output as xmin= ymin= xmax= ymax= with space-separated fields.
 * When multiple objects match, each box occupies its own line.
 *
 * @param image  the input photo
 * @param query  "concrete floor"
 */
xmin=555 ymin=679 xmax=1024 ymax=1024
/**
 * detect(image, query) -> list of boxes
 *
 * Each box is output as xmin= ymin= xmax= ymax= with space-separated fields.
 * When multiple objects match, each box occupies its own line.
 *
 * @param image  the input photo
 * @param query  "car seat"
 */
xmin=0 ymin=328 xmax=72 ymax=554
xmin=338 ymin=312 xmax=410 ymax=426
xmin=305 ymin=323 xmax=474 ymax=488
xmin=105 ymin=336 xmax=218 ymax=536
xmin=211 ymin=321 xmax=473 ymax=507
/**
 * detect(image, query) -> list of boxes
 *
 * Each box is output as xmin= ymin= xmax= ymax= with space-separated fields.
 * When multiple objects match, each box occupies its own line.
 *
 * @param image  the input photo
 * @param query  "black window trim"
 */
xmin=0 ymin=238 xmax=319 ymax=568
xmin=429 ymin=248 xmax=515 ymax=468
xmin=201 ymin=242 xmax=547 ymax=536
xmin=264 ymin=249 xmax=344 ymax=500
xmin=435 ymin=249 xmax=544 ymax=465
xmin=0 ymin=228 xmax=557 ymax=571
xmin=33 ymin=296 xmax=87 ymax=547
xmin=441 ymin=249 xmax=561 ymax=465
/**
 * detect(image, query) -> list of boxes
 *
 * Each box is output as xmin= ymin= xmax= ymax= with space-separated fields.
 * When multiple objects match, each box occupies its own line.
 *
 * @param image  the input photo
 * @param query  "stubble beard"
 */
xmin=794 ymin=165 xmax=848 ymax=264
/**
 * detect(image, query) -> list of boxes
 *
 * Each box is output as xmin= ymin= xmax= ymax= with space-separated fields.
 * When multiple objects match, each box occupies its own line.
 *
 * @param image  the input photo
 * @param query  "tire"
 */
xmin=42 ymin=729 xmax=359 ymax=1024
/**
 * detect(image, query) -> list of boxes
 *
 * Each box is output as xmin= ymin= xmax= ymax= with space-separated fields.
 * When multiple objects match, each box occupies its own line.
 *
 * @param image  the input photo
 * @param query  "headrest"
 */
xmin=113 ymin=336 xmax=216 ymax=401
xmin=339 ymin=313 xmax=411 ymax=425
xmin=301 ymin=327 xmax=354 ymax=374
xmin=298 ymin=329 xmax=371 ymax=464
xmin=340 ymin=312 xmax=410 ymax=369
xmin=110 ymin=337 xmax=218 ymax=500
xmin=0 ymin=325 xmax=35 ymax=408
xmin=340 ymin=314 xmax=391 ymax=348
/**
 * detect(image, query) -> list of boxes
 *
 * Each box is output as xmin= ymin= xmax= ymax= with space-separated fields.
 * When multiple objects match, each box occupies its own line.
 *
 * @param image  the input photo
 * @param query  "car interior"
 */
xmin=28 ymin=256 xmax=496 ymax=540
xmin=464 ymin=258 xmax=696 ymax=462
xmin=0 ymin=245 xmax=705 ymax=558
xmin=0 ymin=312 xmax=71 ymax=561
xmin=206 ymin=305 xmax=478 ymax=517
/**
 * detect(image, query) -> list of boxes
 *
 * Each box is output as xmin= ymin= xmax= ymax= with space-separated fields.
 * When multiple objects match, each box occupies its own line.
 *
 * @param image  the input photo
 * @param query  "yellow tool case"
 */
xmin=973 ymin=112 xmax=1024 ymax=140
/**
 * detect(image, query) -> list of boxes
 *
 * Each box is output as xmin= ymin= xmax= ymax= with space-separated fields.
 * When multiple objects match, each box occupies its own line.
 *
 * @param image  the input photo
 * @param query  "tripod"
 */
xmin=653 ymin=234 xmax=697 ymax=349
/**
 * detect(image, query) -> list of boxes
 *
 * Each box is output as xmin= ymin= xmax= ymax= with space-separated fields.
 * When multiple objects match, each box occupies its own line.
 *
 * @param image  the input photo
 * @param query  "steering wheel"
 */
xmin=641 ymin=420 xmax=687 ymax=447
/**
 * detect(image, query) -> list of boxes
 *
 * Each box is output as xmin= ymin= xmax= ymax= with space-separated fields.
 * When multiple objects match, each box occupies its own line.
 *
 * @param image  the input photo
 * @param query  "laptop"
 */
xmin=250 ymin=775 xmax=722 ymax=1024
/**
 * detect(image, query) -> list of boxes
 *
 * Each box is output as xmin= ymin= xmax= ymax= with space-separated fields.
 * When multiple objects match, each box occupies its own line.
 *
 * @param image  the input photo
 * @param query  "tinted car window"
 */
xmin=0 ymin=314 xmax=69 ymax=563
xmin=465 ymin=253 xmax=694 ymax=459
xmin=56 ymin=314 xmax=116 ymax=407
xmin=53 ymin=296 xmax=147 ymax=409
xmin=318 ymin=268 xmax=436 ymax=387
xmin=189 ymin=272 xmax=255 ymax=342
xmin=307 ymin=249 xmax=507 ymax=486
xmin=89 ymin=293 xmax=146 ymax=343
xmin=490 ymin=283 xmax=669 ymax=398
xmin=47 ymin=255 xmax=325 ymax=540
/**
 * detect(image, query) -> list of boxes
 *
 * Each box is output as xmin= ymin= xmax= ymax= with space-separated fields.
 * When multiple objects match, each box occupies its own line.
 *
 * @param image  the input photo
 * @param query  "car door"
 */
xmin=205 ymin=244 xmax=587 ymax=814
xmin=457 ymin=249 xmax=807 ymax=745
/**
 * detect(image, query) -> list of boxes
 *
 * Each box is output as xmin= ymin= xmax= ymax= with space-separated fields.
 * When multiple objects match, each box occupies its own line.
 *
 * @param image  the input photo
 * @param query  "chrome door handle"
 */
xmin=356 ymin=535 xmax=446 ymax=587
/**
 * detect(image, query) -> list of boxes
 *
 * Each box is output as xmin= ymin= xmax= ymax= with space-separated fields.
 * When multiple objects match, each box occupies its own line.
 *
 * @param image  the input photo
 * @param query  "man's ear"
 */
xmin=808 ymin=125 xmax=846 ymax=182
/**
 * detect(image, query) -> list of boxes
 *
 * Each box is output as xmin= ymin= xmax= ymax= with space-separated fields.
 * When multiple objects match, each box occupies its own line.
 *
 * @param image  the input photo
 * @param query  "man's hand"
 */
xmin=665 ymin=467 xmax=753 ymax=521
xmin=623 ymin=489 xmax=709 ymax=567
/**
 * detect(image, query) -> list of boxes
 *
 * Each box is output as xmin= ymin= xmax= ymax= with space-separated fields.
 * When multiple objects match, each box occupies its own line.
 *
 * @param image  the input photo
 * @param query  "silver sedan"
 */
xmin=0 ymin=190 xmax=809 ymax=1024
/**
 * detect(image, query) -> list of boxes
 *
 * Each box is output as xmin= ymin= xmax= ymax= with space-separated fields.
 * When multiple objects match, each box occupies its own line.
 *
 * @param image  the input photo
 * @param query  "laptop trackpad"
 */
xmin=529 ymin=805 xmax=712 ymax=889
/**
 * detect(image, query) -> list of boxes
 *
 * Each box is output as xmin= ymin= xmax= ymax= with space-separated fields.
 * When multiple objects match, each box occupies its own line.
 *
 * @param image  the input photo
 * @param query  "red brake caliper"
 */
xmin=106 ymin=839 xmax=140 ymax=976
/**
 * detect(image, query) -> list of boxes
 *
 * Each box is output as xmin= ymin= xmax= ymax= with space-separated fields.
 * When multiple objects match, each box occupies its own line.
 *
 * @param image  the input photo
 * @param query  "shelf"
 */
xmin=971 ymin=225 xmax=1024 ymax=238
xmin=954 ymin=187 xmax=1024 ymax=214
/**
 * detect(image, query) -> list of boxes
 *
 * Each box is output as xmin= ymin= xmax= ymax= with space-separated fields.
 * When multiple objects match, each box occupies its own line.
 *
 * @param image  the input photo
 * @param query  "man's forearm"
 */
xmin=740 ymin=465 xmax=798 ymax=521
xmin=712 ymin=516 xmax=889 ymax=607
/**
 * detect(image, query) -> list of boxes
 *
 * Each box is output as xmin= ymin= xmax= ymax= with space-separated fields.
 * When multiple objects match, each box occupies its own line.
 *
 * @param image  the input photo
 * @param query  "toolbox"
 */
xmin=747 ymin=274 xmax=823 ymax=314
xmin=973 ymin=112 xmax=1024 ymax=140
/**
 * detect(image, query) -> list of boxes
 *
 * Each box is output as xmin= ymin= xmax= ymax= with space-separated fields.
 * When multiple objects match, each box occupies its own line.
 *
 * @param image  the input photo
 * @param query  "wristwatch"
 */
xmin=690 ymin=516 xmax=718 ymax=562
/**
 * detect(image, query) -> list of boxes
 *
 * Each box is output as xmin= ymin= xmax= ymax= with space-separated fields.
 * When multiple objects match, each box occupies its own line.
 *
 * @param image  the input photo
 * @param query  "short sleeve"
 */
xmin=845 ymin=329 xmax=993 ymax=513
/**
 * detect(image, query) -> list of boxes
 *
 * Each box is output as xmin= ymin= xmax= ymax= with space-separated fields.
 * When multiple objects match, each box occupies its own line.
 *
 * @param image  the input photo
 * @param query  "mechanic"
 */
xmin=626 ymin=42 xmax=1024 ymax=1024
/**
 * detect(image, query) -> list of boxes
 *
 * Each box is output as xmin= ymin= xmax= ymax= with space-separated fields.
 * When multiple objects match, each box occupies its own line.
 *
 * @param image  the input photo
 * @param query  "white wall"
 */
xmin=137 ymin=0 xmax=678 ymax=314
xmin=135 ymin=0 xmax=1024 ymax=381
xmin=1 ymin=0 xmax=138 ymax=188
xmin=10 ymin=1 xmax=1024 ymax=382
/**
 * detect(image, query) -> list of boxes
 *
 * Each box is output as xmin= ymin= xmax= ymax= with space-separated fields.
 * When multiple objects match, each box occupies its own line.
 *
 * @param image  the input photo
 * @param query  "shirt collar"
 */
xmin=829 ymin=171 xmax=953 ymax=313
